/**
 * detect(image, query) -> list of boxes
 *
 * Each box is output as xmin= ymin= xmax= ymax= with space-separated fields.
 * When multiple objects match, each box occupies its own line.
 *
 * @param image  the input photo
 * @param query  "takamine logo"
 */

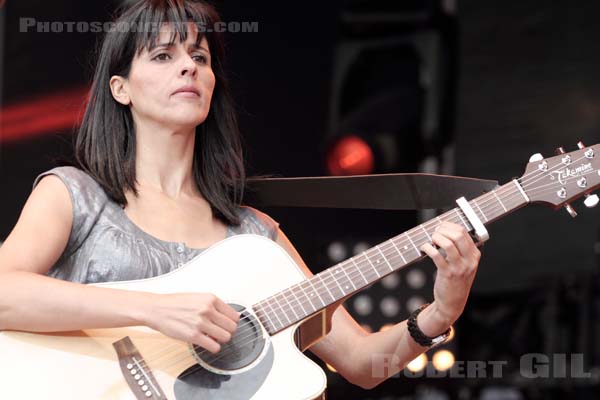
xmin=550 ymin=163 xmax=592 ymax=184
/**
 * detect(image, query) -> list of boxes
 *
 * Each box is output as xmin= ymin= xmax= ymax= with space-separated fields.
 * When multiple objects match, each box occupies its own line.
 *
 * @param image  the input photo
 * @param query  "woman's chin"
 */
xmin=166 ymin=114 xmax=208 ymax=129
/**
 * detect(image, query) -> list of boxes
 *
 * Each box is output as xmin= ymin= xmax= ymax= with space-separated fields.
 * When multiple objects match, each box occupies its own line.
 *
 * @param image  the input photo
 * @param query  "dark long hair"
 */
xmin=75 ymin=0 xmax=245 ymax=225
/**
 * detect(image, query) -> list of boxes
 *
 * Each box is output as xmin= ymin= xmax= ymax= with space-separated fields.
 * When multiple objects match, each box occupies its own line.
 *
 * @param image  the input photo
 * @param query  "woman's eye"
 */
xmin=153 ymin=53 xmax=170 ymax=61
xmin=193 ymin=54 xmax=208 ymax=64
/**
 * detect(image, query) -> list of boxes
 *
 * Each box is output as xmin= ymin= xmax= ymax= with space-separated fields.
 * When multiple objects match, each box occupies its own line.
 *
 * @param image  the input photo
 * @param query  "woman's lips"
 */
xmin=172 ymin=91 xmax=200 ymax=98
xmin=172 ymin=85 xmax=201 ymax=98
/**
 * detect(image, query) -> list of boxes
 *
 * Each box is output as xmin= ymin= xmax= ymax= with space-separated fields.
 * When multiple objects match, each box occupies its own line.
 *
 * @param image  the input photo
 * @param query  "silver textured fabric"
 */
xmin=33 ymin=166 xmax=279 ymax=284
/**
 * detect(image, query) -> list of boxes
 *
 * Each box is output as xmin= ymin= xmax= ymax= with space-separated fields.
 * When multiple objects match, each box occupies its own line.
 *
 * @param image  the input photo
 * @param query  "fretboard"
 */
xmin=253 ymin=179 xmax=529 ymax=335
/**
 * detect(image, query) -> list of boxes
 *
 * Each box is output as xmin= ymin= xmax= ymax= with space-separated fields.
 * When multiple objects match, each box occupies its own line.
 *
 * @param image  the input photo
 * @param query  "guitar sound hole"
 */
xmin=192 ymin=303 xmax=266 ymax=373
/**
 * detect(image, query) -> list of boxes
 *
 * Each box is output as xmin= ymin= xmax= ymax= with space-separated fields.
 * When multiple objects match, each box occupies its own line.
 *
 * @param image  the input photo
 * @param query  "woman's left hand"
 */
xmin=420 ymin=221 xmax=481 ymax=331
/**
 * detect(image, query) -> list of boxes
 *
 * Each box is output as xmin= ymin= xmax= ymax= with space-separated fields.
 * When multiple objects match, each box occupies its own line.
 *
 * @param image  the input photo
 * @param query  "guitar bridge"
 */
xmin=113 ymin=336 xmax=167 ymax=399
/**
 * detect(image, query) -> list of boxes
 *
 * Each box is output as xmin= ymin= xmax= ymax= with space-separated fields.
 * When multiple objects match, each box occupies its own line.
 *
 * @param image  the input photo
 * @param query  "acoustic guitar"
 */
xmin=1 ymin=143 xmax=598 ymax=399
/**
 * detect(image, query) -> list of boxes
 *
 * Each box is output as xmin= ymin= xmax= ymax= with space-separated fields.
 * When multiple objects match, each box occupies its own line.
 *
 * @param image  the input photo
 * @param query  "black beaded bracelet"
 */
xmin=407 ymin=303 xmax=452 ymax=347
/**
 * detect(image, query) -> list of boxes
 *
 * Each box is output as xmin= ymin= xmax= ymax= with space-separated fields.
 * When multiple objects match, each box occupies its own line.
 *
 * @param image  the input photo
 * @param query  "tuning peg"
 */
xmin=555 ymin=147 xmax=565 ymax=155
xmin=577 ymin=141 xmax=585 ymax=149
xmin=584 ymin=194 xmax=599 ymax=208
xmin=564 ymin=204 xmax=578 ymax=217
xmin=529 ymin=153 xmax=544 ymax=162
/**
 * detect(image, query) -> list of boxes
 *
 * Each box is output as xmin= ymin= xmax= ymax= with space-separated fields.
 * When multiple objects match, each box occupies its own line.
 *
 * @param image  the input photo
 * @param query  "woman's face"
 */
xmin=113 ymin=22 xmax=215 ymax=131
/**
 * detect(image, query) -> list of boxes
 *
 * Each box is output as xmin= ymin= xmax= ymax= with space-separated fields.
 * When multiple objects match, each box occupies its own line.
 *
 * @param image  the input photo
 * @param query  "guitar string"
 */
xmin=145 ymin=151 xmax=589 ymax=364
xmin=141 ymin=154 xmax=597 ymax=370
xmin=252 ymin=150 xmax=595 ymax=323
xmin=142 ymin=201 xmax=480 ymax=366
xmin=151 ymin=168 xmax=600 ymax=376
xmin=144 ymin=159 xmax=598 ymax=369
xmin=172 ymin=165 xmax=600 ymax=378
xmin=236 ymin=152 xmax=594 ymax=337
xmin=153 ymin=169 xmax=600 ymax=382
xmin=152 ymin=163 xmax=600 ymax=371
xmin=144 ymin=158 xmax=597 ymax=368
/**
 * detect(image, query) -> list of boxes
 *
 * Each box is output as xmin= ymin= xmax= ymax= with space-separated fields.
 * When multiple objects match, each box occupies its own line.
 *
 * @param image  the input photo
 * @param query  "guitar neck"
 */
xmin=254 ymin=179 xmax=530 ymax=335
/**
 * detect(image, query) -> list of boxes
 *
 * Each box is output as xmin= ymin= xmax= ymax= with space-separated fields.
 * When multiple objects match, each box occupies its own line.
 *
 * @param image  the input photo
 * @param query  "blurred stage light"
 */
xmin=326 ymin=135 xmax=374 ymax=176
xmin=0 ymin=86 xmax=88 ymax=143
xmin=352 ymin=241 xmax=370 ymax=255
xmin=407 ymin=295 xmax=427 ymax=313
xmin=353 ymin=294 xmax=374 ymax=316
xmin=406 ymin=353 xmax=428 ymax=373
xmin=380 ymin=296 xmax=401 ymax=317
xmin=407 ymin=269 xmax=427 ymax=289
xmin=381 ymin=272 xmax=400 ymax=289
xmin=327 ymin=241 xmax=348 ymax=263
xmin=432 ymin=349 xmax=455 ymax=371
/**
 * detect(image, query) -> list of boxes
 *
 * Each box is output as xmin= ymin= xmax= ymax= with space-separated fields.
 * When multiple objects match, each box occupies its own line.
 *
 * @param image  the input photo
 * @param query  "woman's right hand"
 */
xmin=142 ymin=292 xmax=240 ymax=354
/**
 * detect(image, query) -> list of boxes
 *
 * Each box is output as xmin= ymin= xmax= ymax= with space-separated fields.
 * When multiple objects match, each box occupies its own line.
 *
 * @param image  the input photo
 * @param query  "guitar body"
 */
xmin=0 ymin=235 xmax=327 ymax=400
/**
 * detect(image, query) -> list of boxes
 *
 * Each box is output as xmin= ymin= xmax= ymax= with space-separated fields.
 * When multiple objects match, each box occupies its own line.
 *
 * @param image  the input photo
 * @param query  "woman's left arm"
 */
xmin=275 ymin=221 xmax=481 ymax=389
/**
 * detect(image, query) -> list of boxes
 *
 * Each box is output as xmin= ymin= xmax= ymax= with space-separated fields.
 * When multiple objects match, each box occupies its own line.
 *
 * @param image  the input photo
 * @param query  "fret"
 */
xmin=298 ymin=280 xmax=319 ymax=312
xmin=333 ymin=266 xmax=356 ymax=295
xmin=316 ymin=272 xmax=336 ymax=303
xmin=376 ymin=244 xmax=394 ymax=272
xmin=441 ymin=210 xmax=459 ymax=226
xmin=306 ymin=277 xmax=326 ymax=308
xmin=512 ymin=179 xmax=530 ymax=202
xmin=390 ymin=238 xmax=407 ymax=264
xmin=351 ymin=256 xmax=369 ymax=285
xmin=340 ymin=266 xmax=356 ymax=290
xmin=281 ymin=289 xmax=299 ymax=319
xmin=420 ymin=225 xmax=432 ymax=242
xmin=405 ymin=232 xmax=420 ymax=256
xmin=288 ymin=286 xmax=308 ymax=316
xmin=468 ymin=202 xmax=483 ymax=224
xmin=475 ymin=181 xmax=529 ymax=224
xmin=276 ymin=293 xmax=296 ymax=324
xmin=492 ymin=190 xmax=508 ymax=212
xmin=454 ymin=209 xmax=465 ymax=226
xmin=455 ymin=208 xmax=475 ymax=232
xmin=435 ymin=216 xmax=445 ymax=229
xmin=361 ymin=250 xmax=383 ymax=279
xmin=325 ymin=269 xmax=347 ymax=300
xmin=454 ymin=208 xmax=472 ymax=230
xmin=254 ymin=305 xmax=275 ymax=333
xmin=473 ymin=199 xmax=488 ymax=222
xmin=480 ymin=195 xmax=501 ymax=221
xmin=262 ymin=298 xmax=284 ymax=330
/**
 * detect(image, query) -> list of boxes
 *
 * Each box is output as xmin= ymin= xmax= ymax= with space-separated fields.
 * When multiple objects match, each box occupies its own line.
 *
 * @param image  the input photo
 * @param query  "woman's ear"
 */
xmin=109 ymin=75 xmax=131 ymax=105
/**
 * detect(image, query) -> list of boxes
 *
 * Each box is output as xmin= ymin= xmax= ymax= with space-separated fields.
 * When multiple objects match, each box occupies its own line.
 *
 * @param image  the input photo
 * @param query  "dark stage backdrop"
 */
xmin=1 ymin=0 xmax=599 ymax=294
xmin=455 ymin=0 xmax=600 ymax=292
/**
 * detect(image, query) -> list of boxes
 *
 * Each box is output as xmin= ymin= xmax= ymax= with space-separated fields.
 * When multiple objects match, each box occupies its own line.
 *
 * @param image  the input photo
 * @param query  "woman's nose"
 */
xmin=180 ymin=54 xmax=198 ymax=77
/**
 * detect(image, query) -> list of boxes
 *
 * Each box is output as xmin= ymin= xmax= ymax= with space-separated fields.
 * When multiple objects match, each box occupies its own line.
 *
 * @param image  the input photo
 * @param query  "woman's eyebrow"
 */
xmin=153 ymin=42 xmax=209 ymax=52
xmin=190 ymin=43 xmax=210 ymax=53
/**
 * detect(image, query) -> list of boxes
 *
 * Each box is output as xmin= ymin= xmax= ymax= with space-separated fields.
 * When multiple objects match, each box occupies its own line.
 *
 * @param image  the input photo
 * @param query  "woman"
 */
xmin=0 ymin=0 xmax=480 ymax=392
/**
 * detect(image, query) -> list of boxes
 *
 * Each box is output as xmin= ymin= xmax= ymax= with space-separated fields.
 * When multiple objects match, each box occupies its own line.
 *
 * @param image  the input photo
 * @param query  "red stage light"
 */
xmin=326 ymin=135 xmax=375 ymax=176
xmin=0 ymin=86 xmax=89 ymax=143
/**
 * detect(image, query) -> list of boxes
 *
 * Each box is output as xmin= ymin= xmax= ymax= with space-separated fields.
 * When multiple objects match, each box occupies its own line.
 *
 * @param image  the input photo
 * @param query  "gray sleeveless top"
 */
xmin=33 ymin=166 xmax=279 ymax=284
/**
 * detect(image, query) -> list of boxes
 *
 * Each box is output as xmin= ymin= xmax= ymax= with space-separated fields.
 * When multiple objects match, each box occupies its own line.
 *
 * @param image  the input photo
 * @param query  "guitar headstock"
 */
xmin=521 ymin=142 xmax=599 ymax=214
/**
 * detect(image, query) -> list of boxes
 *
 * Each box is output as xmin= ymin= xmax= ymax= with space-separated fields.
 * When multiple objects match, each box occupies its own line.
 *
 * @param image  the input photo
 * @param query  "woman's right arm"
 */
xmin=0 ymin=175 xmax=238 ymax=353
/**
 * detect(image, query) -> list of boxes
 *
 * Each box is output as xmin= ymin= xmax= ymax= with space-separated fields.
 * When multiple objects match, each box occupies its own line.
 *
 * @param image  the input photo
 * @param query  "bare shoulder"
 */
xmin=0 ymin=174 xmax=73 ymax=275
